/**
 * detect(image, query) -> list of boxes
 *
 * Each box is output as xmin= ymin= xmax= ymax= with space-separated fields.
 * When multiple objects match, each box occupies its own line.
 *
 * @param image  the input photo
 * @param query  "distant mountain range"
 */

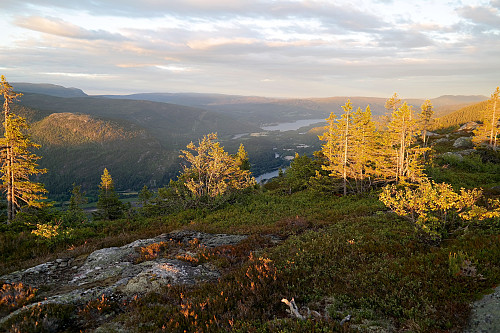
xmin=12 ymin=82 xmax=87 ymax=98
xmin=6 ymin=82 xmax=489 ymax=199
xmin=102 ymin=92 xmax=488 ymax=125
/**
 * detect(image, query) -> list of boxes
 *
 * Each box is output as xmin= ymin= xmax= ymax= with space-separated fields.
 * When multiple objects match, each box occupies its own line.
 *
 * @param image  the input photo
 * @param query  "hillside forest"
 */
xmin=0 ymin=76 xmax=499 ymax=332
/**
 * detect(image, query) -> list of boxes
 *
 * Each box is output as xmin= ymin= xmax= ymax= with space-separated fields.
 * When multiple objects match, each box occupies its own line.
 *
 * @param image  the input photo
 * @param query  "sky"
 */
xmin=0 ymin=0 xmax=499 ymax=98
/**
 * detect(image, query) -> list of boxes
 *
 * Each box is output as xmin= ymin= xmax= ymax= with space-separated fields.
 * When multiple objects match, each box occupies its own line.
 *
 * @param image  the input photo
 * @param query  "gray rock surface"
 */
xmin=459 ymin=122 xmax=479 ymax=131
xmin=453 ymin=136 xmax=473 ymax=148
xmin=464 ymin=285 xmax=500 ymax=333
xmin=0 ymin=230 xmax=248 ymax=326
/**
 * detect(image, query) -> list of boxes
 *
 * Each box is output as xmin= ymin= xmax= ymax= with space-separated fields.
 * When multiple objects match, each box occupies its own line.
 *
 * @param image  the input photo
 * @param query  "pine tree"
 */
xmin=473 ymin=87 xmax=499 ymax=150
xmin=138 ymin=185 xmax=153 ymax=207
xmin=69 ymin=183 xmax=87 ymax=212
xmin=319 ymin=101 xmax=353 ymax=195
xmin=1 ymin=75 xmax=47 ymax=222
xmin=94 ymin=168 xmax=124 ymax=220
xmin=386 ymin=101 xmax=426 ymax=183
xmin=419 ymin=99 xmax=434 ymax=149
xmin=179 ymin=133 xmax=256 ymax=199
xmin=319 ymin=101 xmax=380 ymax=194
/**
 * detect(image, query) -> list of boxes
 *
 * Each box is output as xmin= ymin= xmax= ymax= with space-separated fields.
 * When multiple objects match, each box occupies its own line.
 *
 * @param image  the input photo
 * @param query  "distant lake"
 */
xmin=255 ymin=168 xmax=287 ymax=183
xmin=261 ymin=118 xmax=325 ymax=132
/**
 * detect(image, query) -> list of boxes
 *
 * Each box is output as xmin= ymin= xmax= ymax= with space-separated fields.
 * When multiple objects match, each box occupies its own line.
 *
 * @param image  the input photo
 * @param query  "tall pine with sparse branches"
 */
xmin=473 ymin=86 xmax=499 ymax=150
xmin=0 ymin=75 xmax=47 ymax=222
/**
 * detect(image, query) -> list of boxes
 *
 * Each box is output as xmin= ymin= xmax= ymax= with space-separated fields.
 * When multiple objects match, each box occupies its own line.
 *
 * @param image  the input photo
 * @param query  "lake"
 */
xmin=255 ymin=168 xmax=287 ymax=183
xmin=261 ymin=118 xmax=325 ymax=132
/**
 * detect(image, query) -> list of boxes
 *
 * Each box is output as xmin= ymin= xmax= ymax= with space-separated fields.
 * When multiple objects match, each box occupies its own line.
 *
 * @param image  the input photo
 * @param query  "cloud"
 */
xmin=376 ymin=29 xmax=434 ymax=49
xmin=2 ymin=1 xmax=500 ymax=98
xmin=457 ymin=4 xmax=500 ymax=30
xmin=14 ymin=16 xmax=128 ymax=41
xmin=187 ymin=37 xmax=259 ymax=50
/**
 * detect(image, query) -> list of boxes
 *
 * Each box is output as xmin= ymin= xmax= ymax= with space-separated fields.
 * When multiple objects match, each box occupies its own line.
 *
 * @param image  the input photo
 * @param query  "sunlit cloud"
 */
xmin=155 ymin=65 xmax=195 ymax=72
xmin=42 ymin=72 xmax=115 ymax=79
xmin=187 ymin=37 xmax=259 ymax=50
xmin=15 ymin=15 xmax=128 ymax=41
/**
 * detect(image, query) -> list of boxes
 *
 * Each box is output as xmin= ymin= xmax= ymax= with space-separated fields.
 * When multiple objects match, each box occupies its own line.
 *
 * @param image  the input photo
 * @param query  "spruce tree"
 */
xmin=350 ymin=105 xmax=378 ymax=192
xmin=0 ymin=75 xmax=47 ymax=222
xmin=64 ymin=183 xmax=88 ymax=224
xmin=94 ymin=168 xmax=124 ymax=220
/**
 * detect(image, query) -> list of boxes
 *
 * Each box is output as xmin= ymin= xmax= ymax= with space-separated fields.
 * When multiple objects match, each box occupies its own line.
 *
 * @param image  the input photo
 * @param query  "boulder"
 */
xmin=464 ymin=285 xmax=500 ymax=333
xmin=435 ymin=137 xmax=449 ymax=144
xmin=458 ymin=122 xmax=479 ymax=131
xmin=0 ymin=230 xmax=247 ymax=325
xmin=453 ymin=136 xmax=473 ymax=148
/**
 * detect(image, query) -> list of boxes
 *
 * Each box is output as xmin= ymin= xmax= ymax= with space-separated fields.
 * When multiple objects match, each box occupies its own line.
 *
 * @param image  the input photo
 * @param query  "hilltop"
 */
xmin=11 ymin=82 xmax=87 ymax=98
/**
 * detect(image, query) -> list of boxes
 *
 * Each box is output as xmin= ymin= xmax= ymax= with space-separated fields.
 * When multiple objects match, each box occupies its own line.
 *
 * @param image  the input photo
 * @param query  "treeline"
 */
xmin=433 ymin=100 xmax=489 ymax=129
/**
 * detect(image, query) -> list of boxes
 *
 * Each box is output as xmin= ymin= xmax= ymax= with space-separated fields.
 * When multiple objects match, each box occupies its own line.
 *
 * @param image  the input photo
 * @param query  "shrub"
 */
xmin=0 ymin=282 xmax=37 ymax=317
xmin=379 ymin=181 xmax=499 ymax=239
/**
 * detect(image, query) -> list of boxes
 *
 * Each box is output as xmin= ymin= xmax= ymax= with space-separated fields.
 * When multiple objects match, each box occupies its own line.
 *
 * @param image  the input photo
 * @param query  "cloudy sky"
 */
xmin=1 ymin=0 xmax=499 ymax=98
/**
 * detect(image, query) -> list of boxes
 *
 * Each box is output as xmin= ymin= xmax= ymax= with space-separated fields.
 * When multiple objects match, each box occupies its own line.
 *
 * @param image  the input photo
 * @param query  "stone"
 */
xmin=118 ymin=260 xmax=219 ymax=294
xmin=0 ymin=229 xmax=246 ymax=325
xmin=464 ymin=285 xmax=500 ymax=333
xmin=453 ymin=136 xmax=473 ymax=148
xmin=435 ymin=137 xmax=449 ymax=144
xmin=425 ymin=131 xmax=439 ymax=137
xmin=458 ymin=122 xmax=479 ymax=131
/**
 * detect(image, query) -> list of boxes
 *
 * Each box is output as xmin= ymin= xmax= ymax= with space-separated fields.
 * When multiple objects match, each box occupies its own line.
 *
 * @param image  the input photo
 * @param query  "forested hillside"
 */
xmin=31 ymin=113 xmax=174 ymax=197
xmin=16 ymin=93 xmax=259 ymax=144
xmin=104 ymin=92 xmax=486 ymax=126
xmin=434 ymin=100 xmax=490 ymax=129
xmin=5 ymin=92 xmax=262 ymax=198
xmin=12 ymin=83 xmax=87 ymax=98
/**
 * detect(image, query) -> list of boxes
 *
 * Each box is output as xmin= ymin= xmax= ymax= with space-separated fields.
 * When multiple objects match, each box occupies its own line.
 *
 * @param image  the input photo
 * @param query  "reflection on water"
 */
xmin=261 ymin=118 xmax=325 ymax=132
xmin=254 ymin=168 xmax=287 ymax=183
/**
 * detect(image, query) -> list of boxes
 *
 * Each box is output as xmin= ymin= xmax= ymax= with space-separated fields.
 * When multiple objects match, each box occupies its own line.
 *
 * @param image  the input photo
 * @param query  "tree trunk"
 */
xmin=490 ymin=96 xmax=497 ymax=148
xmin=343 ymin=113 xmax=349 ymax=196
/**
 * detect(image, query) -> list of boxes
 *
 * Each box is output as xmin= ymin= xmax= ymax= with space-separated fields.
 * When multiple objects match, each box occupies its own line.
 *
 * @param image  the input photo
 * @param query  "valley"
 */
xmin=8 ymin=82 xmax=489 ymax=200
